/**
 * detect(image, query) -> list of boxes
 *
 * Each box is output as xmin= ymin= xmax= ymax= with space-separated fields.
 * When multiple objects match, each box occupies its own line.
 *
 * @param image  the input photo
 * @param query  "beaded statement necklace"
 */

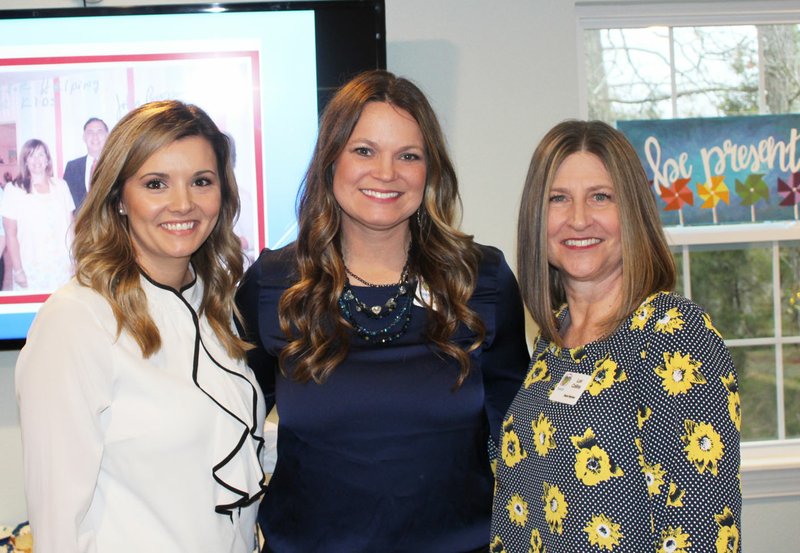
xmin=338 ymin=257 xmax=414 ymax=344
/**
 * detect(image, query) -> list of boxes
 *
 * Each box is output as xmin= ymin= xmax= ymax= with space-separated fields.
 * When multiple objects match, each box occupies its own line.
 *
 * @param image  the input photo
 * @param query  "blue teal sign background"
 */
xmin=618 ymin=114 xmax=800 ymax=226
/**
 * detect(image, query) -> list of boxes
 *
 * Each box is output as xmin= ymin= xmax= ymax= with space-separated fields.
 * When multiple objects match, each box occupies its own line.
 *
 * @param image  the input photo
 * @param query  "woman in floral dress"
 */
xmin=491 ymin=120 xmax=741 ymax=552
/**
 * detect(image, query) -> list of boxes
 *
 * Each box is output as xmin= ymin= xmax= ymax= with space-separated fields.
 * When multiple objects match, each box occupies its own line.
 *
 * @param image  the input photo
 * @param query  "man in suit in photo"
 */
xmin=63 ymin=117 xmax=108 ymax=210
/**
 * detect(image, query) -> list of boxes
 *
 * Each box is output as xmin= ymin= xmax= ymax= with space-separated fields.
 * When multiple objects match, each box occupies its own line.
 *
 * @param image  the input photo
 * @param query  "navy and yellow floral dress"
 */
xmin=491 ymin=291 xmax=741 ymax=553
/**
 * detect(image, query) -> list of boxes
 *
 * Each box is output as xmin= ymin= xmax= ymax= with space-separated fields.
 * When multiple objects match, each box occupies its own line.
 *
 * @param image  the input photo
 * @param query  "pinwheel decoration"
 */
xmin=778 ymin=171 xmax=800 ymax=220
xmin=658 ymin=177 xmax=694 ymax=225
xmin=735 ymin=173 xmax=769 ymax=222
xmin=696 ymin=175 xmax=729 ymax=223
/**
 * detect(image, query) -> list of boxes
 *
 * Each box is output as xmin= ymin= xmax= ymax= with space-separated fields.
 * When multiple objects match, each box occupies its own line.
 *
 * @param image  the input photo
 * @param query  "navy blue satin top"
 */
xmin=236 ymin=243 xmax=528 ymax=553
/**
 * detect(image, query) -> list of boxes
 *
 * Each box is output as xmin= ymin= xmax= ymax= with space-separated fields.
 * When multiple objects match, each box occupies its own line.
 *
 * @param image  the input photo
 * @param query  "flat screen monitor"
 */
xmin=0 ymin=1 xmax=386 ymax=348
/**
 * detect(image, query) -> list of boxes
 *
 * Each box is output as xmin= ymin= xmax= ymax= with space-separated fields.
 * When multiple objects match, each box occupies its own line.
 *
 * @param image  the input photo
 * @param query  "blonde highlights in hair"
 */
xmin=517 ymin=120 xmax=676 ymax=346
xmin=72 ymin=100 xmax=249 ymax=359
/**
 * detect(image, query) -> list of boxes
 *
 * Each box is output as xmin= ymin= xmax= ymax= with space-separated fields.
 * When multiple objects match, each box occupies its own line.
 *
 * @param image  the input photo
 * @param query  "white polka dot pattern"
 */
xmin=490 ymin=292 xmax=742 ymax=552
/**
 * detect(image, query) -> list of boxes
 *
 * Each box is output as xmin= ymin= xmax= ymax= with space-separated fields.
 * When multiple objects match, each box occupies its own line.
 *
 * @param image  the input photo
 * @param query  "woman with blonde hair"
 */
xmin=491 ymin=120 xmax=741 ymax=552
xmin=16 ymin=100 xmax=267 ymax=552
xmin=237 ymin=70 xmax=529 ymax=552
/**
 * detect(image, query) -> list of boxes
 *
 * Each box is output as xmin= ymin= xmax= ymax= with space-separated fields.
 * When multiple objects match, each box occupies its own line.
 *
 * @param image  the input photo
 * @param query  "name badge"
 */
xmin=549 ymin=371 xmax=591 ymax=405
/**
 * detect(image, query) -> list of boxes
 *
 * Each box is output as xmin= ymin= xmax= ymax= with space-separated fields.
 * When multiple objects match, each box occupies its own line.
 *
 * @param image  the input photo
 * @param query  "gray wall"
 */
xmin=1 ymin=1 xmax=798 ymax=550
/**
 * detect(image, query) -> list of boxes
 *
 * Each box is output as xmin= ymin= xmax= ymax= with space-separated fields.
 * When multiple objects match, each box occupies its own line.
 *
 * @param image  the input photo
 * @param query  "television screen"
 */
xmin=0 ymin=1 xmax=386 ymax=346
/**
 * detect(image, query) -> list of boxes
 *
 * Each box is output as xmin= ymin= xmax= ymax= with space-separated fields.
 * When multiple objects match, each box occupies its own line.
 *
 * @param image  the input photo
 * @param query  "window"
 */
xmin=577 ymin=2 xmax=800 ymax=454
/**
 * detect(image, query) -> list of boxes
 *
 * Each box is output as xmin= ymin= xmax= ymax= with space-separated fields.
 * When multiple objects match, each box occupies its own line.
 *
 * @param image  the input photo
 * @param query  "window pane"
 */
xmin=673 ymin=25 xmax=758 ymax=117
xmin=585 ymin=27 xmax=672 ymax=122
xmin=689 ymin=244 xmax=773 ymax=339
xmin=780 ymin=241 xmax=800 ymax=336
xmin=784 ymin=344 xmax=800 ymax=438
xmin=671 ymin=248 xmax=684 ymax=296
xmin=759 ymin=24 xmax=800 ymax=115
xmin=732 ymin=345 xmax=777 ymax=440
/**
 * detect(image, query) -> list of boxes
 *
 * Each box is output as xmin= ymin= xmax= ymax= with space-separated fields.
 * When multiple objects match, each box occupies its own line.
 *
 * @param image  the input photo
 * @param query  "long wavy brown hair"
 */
xmin=279 ymin=70 xmax=485 ymax=385
xmin=72 ymin=100 xmax=250 ymax=359
xmin=517 ymin=119 xmax=676 ymax=346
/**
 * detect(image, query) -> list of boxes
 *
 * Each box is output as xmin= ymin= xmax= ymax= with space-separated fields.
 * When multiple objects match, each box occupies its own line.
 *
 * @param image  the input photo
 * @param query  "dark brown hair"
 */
xmin=279 ymin=70 xmax=485 ymax=384
xmin=15 ymin=139 xmax=54 ymax=193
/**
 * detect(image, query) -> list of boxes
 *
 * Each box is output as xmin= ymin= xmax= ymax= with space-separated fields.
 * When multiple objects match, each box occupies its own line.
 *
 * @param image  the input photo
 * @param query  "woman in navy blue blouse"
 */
xmin=236 ymin=70 xmax=529 ymax=552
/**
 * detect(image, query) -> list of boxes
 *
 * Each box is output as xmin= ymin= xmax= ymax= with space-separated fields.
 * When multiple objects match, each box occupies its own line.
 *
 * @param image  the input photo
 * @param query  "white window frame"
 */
xmin=576 ymin=0 xmax=800 ymax=500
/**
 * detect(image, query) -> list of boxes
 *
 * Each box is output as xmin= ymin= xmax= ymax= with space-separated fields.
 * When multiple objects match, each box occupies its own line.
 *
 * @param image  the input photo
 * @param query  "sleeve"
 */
xmin=235 ymin=256 xmax=278 ymax=412
xmin=15 ymin=291 xmax=114 ymax=552
xmin=480 ymin=249 xmax=530 ymax=449
xmin=1 ymin=184 xmax=20 ymax=220
xmin=56 ymin=178 xmax=76 ymax=212
xmin=635 ymin=299 xmax=742 ymax=552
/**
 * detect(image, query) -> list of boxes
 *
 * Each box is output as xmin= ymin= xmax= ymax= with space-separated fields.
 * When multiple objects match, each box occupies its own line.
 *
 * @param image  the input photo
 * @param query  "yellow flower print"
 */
xmin=702 ymin=312 xmax=723 ymax=338
xmin=655 ymin=351 xmax=707 ymax=396
xmin=666 ymin=481 xmax=685 ymax=507
xmin=714 ymin=507 xmax=740 ymax=553
xmin=524 ymin=357 xmax=551 ymax=388
xmin=644 ymin=291 xmax=663 ymax=304
xmin=542 ymin=482 xmax=568 ymax=534
xmin=657 ymin=526 xmax=692 ymax=553
xmin=641 ymin=458 xmax=666 ymax=497
xmin=570 ymin=346 xmax=587 ymax=363
xmin=630 ymin=303 xmax=655 ymax=331
xmin=531 ymin=332 xmax=542 ymax=353
xmin=637 ymin=405 xmax=653 ymax=429
xmin=681 ymin=420 xmax=724 ymax=475
xmin=502 ymin=415 xmax=528 ymax=467
xmin=489 ymin=535 xmax=507 ymax=553
xmin=531 ymin=413 xmax=557 ymax=457
xmin=721 ymin=372 xmax=741 ymax=431
xmin=587 ymin=354 xmax=627 ymax=396
xmin=529 ymin=529 xmax=546 ymax=553
xmin=634 ymin=438 xmax=665 ymax=497
xmin=506 ymin=493 xmax=529 ymax=527
xmin=584 ymin=513 xmax=624 ymax=551
xmin=571 ymin=428 xmax=624 ymax=486
xmin=654 ymin=307 xmax=685 ymax=334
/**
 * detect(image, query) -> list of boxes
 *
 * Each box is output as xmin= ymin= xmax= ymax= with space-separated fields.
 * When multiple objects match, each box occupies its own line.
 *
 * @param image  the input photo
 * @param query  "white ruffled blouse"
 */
xmin=16 ymin=274 xmax=267 ymax=553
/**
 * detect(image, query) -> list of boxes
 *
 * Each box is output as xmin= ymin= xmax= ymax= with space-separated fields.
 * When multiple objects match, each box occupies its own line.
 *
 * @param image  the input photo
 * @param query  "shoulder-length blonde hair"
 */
xmin=279 ymin=69 xmax=484 ymax=385
xmin=72 ymin=100 xmax=249 ymax=359
xmin=15 ymin=139 xmax=54 ymax=193
xmin=517 ymin=119 xmax=676 ymax=346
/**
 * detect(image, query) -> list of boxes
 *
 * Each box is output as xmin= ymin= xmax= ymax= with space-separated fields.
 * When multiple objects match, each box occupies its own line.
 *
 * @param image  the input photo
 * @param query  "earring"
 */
xmin=416 ymin=207 xmax=424 ymax=228
xmin=118 ymin=206 xmax=126 ymax=215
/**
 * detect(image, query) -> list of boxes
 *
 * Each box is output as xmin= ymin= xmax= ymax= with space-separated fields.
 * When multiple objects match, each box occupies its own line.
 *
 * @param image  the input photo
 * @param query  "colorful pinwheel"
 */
xmin=659 ymin=178 xmax=694 ymax=211
xmin=777 ymin=172 xmax=800 ymax=207
xmin=735 ymin=174 xmax=769 ymax=206
xmin=696 ymin=175 xmax=730 ymax=209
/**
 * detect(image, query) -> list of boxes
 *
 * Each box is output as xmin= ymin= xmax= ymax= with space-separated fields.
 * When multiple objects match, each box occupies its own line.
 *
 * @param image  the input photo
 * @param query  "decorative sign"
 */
xmin=618 ymin=114 xmax=800 ymax=226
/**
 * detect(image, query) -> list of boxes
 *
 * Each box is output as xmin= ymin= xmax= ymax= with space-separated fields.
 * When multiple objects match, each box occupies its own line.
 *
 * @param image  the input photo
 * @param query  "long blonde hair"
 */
xmin=517 ymin=120 xmax=676 ymax=346
xmin=72 ymin=100 xmax=249 ymax=359
xmin=279 ymin=70 xmax=485 ymax=385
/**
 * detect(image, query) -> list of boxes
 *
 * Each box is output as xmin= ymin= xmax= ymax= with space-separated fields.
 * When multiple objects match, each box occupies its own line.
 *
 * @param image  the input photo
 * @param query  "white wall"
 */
xmin=1 ymin=1 xmax=798 ymax=550
xmin=2 ymin=0 xmax=570 ymax=524
xmin=387 ymin=0 xmax=579 ymax=263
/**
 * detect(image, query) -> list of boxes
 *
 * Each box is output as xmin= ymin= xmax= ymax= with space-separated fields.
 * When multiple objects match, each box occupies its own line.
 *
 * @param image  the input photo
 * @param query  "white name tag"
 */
xmin=549 ymin=371 xmax=591 ymax=405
